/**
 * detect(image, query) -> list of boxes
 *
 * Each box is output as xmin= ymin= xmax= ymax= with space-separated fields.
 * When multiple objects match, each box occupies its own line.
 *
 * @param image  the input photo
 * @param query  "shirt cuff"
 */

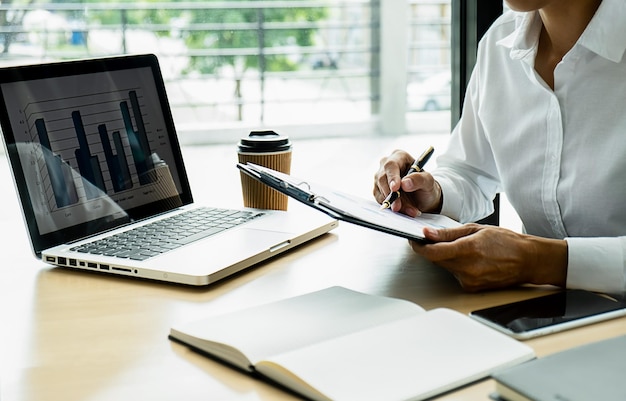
xmin=434 ymin=176 xmax=463 ymax=222
xmin=565 ymin=237 xmax=626 ymax=295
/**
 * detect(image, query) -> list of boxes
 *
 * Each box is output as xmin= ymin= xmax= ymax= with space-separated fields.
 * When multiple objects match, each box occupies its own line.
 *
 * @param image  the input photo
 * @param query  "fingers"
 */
xmin=412 ymin=225 xmax=531 ymax=292
xmin=373 ymin=150 xmax=443 ymax=216
xmin=422 ymin=224 xmax=482 ymax=242
xmin=415 ymin=225 xmax=482 ymax=260
xmin=409 ymin=235 xmax=487 ymax=291
xmin=373 ymin=150 xmax=414 ymax=203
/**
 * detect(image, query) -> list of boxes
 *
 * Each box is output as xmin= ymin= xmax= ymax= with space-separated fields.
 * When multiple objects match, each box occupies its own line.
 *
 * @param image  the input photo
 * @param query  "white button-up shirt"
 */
xmin=433 ymin=0 xmax=626 ymax=295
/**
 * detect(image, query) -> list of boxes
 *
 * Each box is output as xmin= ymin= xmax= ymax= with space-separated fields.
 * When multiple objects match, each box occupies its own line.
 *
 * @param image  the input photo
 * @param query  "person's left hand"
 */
xmin=411 ymin=224 xmax=568 ymax=292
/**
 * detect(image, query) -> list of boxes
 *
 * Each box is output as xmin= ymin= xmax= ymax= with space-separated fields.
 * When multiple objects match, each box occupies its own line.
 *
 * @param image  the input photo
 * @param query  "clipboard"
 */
xmin=237 ymin=162 xmax=461 ymax=242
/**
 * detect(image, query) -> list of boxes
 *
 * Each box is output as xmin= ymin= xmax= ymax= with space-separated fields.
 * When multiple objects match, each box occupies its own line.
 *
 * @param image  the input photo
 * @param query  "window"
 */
xmin=0 ymin=1 xmax=452 ymax=142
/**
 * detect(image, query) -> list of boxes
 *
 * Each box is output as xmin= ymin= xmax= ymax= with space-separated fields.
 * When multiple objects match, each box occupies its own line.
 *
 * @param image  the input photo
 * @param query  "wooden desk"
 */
xmin=1 ymin=138 xmax=625 ymax=401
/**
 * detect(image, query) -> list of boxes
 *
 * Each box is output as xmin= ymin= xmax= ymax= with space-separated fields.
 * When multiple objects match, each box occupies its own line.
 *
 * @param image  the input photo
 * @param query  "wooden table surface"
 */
xmin=1 ymin=135 xmax=624 ymax=401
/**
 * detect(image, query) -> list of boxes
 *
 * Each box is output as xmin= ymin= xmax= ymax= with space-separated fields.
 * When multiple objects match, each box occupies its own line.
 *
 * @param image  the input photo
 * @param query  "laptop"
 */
xmin=0 ymin=53 xmax=337 ymax=285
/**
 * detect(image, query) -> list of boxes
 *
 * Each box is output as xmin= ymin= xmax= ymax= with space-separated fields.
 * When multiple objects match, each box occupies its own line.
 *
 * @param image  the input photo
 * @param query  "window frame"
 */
xmin=451 ymin=0 xmax=503 ymax=225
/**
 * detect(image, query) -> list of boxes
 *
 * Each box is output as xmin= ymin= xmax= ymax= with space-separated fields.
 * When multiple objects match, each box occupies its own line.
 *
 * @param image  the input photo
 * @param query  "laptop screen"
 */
xmin=0 ymin=54 xmax=192 ymax=255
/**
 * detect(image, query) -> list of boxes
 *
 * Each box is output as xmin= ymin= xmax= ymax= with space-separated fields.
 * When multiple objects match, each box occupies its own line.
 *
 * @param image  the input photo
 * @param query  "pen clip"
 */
xmin=277 ymin=179 xmax=316 ymax=203
xmin=250 ymin=166 xmax=317 ymax=203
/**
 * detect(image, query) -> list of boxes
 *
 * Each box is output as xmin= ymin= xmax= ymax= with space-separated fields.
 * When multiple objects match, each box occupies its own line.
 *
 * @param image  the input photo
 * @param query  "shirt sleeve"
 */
xmin=431 ymin=59 xmax=502 ymax=224
xmin=565 ymin=237 xmax=626 ymax=296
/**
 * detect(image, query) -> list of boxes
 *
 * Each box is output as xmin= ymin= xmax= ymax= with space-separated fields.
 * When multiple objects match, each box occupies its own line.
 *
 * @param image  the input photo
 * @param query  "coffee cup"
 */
xmin=238 ymin=130 xmax=292 ymax=210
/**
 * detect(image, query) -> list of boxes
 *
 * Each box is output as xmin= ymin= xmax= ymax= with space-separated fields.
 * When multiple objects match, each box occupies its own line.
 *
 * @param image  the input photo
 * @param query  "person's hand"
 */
xmin=410 ymin=224 xmax=568 ymax=292
xmin=373 ymin=150 xmax=442 ymax=217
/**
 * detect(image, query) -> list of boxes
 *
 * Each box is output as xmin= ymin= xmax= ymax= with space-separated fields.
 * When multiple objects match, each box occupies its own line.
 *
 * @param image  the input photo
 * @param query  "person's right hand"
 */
xmin=373 ymin=149 xmax=443 ymax=217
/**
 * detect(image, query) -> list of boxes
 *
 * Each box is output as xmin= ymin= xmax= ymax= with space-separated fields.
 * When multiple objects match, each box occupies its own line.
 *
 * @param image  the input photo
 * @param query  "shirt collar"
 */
xmin=496 ymin=11 xmax=542 ymax=65
xmin=578 ymin=0 xmax=626 ymax=63
xmin=497 ymin=0 xmax=626 ymax=64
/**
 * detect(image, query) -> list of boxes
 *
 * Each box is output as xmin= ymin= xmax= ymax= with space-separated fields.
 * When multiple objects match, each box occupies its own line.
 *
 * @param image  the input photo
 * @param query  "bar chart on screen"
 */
xmin=29 ymin=89 xmax=156 ymax=209
xmin=1 ymin=67 xmax=182 ymax=233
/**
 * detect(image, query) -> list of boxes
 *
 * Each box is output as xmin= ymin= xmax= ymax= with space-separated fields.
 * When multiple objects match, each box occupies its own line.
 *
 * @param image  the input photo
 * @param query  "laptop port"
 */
xmin=87 ymin=262 xmax=97 ymax=269
xmin=69 ymin=259 xmax=77 ymax=266
xmin=45 ymin=256 xmax=55 ymax=263
xmin=58 ymin=257 xmax=67 ymax=265
xmin=99 ymin=264 xmax=110 ymax=270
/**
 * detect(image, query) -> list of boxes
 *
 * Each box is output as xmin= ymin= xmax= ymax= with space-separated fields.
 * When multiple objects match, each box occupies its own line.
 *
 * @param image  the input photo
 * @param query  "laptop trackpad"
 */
xmin=148 ymin=228 xmax=293 ymax=274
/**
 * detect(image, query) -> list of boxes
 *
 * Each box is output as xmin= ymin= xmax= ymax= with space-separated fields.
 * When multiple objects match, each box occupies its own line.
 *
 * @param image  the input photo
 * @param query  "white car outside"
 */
xmin=407 ymin=71 xmax=451 ymax=111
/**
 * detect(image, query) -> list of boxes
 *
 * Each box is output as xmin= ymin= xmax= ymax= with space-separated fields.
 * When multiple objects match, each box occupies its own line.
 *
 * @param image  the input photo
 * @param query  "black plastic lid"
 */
xmin=238 ymin=130 xmax=291 ymax=153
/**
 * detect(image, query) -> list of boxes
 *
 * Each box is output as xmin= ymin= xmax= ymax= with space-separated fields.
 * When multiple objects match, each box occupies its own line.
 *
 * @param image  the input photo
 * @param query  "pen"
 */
xmin=380 ymin=146 xmax=434 ymax=210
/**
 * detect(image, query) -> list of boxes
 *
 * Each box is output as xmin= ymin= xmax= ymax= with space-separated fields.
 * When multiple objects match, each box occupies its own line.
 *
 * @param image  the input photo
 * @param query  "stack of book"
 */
xmin=492 ymin=334 xmax=626 ymax=401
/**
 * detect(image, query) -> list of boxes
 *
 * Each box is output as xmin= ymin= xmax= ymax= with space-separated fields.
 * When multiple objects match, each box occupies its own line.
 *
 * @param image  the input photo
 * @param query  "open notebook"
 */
xmin=170 ymin=287 xmax=535 ymax=401
xmin=0 ymin=54 xmax=337 ymax=285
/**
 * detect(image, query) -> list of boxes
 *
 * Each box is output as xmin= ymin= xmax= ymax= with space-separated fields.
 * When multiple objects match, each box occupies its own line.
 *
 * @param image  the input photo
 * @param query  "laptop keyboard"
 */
xmin=70 ymin=207 xmax=263 ymax=261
